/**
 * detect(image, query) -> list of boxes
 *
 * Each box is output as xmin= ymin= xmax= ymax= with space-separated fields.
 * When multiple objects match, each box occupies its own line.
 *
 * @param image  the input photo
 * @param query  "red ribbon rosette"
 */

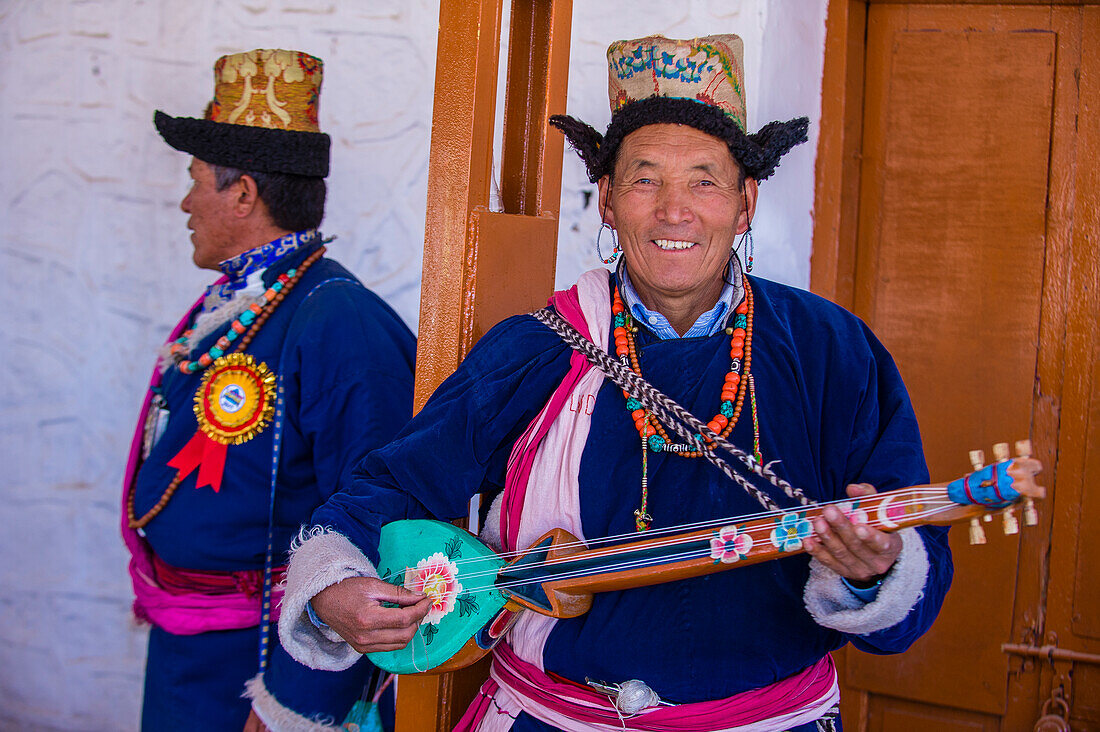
xmin=168 ymin=353 xmax=276 ymax=493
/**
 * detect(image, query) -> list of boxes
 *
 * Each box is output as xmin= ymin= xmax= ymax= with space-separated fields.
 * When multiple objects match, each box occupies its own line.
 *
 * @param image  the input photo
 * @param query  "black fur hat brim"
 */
xmin=550 ymin=96 xmax=808 ymax=183
xmin=154 ymin=111 xmax=331 ymax=177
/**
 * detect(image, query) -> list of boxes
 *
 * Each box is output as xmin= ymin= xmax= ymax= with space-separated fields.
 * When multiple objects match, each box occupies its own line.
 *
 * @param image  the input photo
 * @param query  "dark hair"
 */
xmin=551 ymin=96 xmax=808 ymax=184
xmin=211 ymin=164 xmax=326 ymax=232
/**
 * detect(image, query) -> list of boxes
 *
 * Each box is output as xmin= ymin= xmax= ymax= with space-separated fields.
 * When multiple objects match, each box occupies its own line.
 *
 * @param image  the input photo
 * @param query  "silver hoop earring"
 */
xmin=596 ymin=222 xmax=621 ymax=265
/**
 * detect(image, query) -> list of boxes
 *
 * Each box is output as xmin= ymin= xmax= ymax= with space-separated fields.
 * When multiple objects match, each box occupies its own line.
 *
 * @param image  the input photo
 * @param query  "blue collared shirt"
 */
xmin=618 ymin=260 xmax=744 ymax=339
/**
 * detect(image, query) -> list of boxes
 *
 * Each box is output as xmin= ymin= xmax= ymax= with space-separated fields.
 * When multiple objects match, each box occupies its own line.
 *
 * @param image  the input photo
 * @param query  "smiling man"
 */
xmin=122 ymin=49 xmax=415 ymax=730
xmin=277 ymin=35 xmax=956 ymax=732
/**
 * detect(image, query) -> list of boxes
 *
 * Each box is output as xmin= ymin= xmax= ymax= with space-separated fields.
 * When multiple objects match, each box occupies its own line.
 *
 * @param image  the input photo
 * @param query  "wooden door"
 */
xmin=813 ymin=2 xmax=1100 ymax=729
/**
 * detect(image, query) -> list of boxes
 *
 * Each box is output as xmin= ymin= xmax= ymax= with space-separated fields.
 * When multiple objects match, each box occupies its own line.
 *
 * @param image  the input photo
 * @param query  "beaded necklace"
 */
xmin=170 ymin=247 xmax=326 ymax=374
xmin=128 ymin=246 xmax=325 ymax=530
xmin=612 ymin=282 xmax=758 ymax=530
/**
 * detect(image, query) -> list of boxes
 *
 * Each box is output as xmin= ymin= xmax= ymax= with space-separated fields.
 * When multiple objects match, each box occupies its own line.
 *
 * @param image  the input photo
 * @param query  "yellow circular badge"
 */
xmin=192 ymin=353 xmax=277 ymax=445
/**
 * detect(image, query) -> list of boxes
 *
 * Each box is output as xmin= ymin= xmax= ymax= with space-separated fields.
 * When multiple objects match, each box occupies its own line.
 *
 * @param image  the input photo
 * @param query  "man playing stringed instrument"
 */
xmin=278 ymin=35 xmax=1039 ymax=731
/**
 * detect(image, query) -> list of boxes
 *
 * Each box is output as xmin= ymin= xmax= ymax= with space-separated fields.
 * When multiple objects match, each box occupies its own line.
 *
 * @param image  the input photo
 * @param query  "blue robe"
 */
xmin=133 ymin=239 xmax=416 ymax=730
xmin=313 ymin=274 xmax=953 ymax=731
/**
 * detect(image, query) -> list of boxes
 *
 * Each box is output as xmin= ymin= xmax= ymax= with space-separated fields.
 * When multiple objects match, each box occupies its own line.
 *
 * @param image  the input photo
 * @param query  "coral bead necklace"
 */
xmin=613 ymin=282 xmax=754 ymax=456
xmin=169 ymin=247 xmax=326 ymax=374
xmin=613 ymin=282 xmax=757 ymax=531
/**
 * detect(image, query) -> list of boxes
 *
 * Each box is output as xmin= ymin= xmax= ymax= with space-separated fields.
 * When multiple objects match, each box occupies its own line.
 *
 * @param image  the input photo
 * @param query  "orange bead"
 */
xmin=725 ymin=372 xmax=740 ymax=385
xmin=643 ymin=424 xmax=656 ymax=437
xmin=732 ymin=327 xmax=746 ymax=339
xmin=731 ymin=335 xmax=745 ymax=349
xmin=631 ymin=409 xmax=646 ymax=421
xmin=707 ymin=420 xmax=721 ymax=433
xmin=714 ymin=414 xmax=729 ymax=429
xmin=721 ymin=389 xmax=737 ymax=402
xmin=730 ymin=347 xmax=743 ymax=359
xmin=198 ymin=353 xmax=213 ymax=367
xmin=232 ymin=321 xmax=247 ymax=334
xmin=736 ymin=300 xmax=749 ymax=315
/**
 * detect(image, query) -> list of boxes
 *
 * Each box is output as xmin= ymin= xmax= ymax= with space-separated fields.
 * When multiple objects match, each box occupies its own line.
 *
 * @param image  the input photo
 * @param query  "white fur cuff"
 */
xmin=244 ymin=673 xmax=340 ymax=731
xmin=278 ymin=527 xmax=378 ymax=671
xmin=803 ymin=527 xmax=930 ymax=635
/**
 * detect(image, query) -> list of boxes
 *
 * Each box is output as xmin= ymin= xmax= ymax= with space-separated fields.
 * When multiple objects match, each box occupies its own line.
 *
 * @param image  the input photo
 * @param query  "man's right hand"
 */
xmin=311 ymin=576 xmax=433 ymax=653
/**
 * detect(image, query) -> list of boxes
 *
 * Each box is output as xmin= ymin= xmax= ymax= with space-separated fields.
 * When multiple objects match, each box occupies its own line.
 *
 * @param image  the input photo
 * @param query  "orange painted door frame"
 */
xmin=396 ymin=1 xmax=573 ymax=729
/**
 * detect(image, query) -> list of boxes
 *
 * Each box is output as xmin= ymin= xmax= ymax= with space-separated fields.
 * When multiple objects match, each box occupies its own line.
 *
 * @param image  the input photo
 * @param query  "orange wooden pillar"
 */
xmin=395 ymin=0 xmax=573 ymax=728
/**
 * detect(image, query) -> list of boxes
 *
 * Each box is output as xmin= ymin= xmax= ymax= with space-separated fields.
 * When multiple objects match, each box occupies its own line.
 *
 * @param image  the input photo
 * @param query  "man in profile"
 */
xmin=122 ymin=48 xmax=415 ymax=730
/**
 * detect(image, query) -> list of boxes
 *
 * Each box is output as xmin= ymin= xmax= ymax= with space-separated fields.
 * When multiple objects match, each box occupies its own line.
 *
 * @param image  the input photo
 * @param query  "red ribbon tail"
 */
xmin=167 ymin=431 xmax=227 ymax=493
xmin=167 ymin=432 xmax=205 ymax=478
xmin=196 ymin=439 xmax=228 ymax=493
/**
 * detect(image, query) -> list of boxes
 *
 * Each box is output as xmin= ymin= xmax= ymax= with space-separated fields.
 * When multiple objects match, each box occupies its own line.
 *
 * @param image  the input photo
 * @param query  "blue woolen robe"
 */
xmin=313 ymin=274 xmax=953 ymax=731
xmin=132 ymin=239 xmax=416 ymax=730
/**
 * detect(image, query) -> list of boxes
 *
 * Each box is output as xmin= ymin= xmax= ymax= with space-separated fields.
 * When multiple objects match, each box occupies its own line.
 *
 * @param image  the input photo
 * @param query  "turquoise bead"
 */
xmin=614 ymin=314 xmax=625 ymax=328
xmin=187 ymin=361 xmax=200 ymax=373
xmin=287 ymin=268 xmax=297 ymax=277
xmin=226 ymin=329 xmax=239 ymax=341
xmin=648 ymin=435 xmax=666 ymax=452
xmin=720 ymin=401 xmax=735 ymax=418
xmin=209 ymin=347 xmax=224 ymax=358
xmin=734 ymin=314 xmax=748 ymax=329
xmin=239 ymin=311 xmax=255 ymax=325
xmin=626 ymin=398 xmax=642 ymax=411
xmin=272 ymin=282 xmax=284 ymax=292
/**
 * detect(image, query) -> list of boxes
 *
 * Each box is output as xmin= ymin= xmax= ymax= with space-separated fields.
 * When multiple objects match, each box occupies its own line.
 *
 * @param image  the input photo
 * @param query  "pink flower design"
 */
xmin=410 ymin=552 xmax=463 ymax=625
xmin=837 ymin=501 xmax=869 ymax=526
xmin=710 ymin=524 xmax=754 ymax=564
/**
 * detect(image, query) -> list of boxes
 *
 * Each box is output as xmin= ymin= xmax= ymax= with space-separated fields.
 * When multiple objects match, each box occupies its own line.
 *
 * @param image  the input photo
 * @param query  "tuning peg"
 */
xmin=1003 ymin=508 xmax=1019 ymax=535
xmin=969 ymin=517 xmax=987 ymax=545
xmin=1023 ymin=499 xmax=1039 ymax=526
xmin=969 ymin=450 xmax=985 ymax=470
xmin=992 ymin=442 xmax=1010 ymax=462
xmin=1013 ymin=439 xmax=1039 ymax=525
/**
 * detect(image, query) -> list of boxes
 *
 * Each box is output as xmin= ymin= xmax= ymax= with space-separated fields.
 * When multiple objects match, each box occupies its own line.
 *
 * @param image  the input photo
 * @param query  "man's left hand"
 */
xmin=802 ymin=483 xmax=902 ymax=582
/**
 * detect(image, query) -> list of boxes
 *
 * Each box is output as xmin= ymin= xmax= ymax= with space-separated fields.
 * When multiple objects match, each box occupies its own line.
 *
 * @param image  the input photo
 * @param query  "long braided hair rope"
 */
xmin=532 ymin=307 xmax=817 ymax=511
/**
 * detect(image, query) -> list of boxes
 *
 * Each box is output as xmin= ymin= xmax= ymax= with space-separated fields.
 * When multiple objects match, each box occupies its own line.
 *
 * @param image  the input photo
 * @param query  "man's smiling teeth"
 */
xmin=653 ymin=239 xmax=696 ymax=250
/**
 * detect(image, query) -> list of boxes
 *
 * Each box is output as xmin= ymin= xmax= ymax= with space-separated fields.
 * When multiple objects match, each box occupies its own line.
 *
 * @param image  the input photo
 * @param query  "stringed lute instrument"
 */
xmin=366 ymin=441 xmax=1044 ymax=675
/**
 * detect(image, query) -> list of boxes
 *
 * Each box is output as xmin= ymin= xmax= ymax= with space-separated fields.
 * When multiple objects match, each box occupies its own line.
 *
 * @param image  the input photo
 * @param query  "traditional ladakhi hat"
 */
xmin=550 ymin=34 xmax=808 ymax=182
xmin=154 ymin=49 xmax=330 ymax=177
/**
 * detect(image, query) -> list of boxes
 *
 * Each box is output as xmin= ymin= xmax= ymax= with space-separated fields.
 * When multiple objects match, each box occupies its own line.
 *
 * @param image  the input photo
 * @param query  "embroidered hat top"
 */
xmin=607 ymin=35 xmax=747 ymax=132
xmin=154 ymin=49 xmax=331 ymax=177
xmin=550 ymin=33 xmax=807 ymax=183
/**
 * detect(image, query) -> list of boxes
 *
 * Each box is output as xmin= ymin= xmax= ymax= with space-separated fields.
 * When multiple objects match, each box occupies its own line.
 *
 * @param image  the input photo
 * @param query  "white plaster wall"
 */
xmin=0 ymin=1 xmax=825 ymax=729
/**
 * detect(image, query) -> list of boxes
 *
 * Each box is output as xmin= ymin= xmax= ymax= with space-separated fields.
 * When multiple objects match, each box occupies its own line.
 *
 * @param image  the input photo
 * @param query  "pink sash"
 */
xmin=120 ymin=280 xmax=284 ymax=635
xmin=457 ymin=269 xmax=839 ymax=731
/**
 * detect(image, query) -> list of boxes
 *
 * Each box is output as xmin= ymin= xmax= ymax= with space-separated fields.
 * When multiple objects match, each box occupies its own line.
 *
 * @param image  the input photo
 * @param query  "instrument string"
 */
xmin=384 ymin=486 xmax=939 ymax=581
xmin=380 ymin=494 xmax=957 ymax=591
xmin=447 ymin=501 xmax=961 ymax=599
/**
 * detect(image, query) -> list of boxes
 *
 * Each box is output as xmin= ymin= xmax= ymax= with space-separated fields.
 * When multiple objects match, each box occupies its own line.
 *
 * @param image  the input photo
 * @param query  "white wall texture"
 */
xmin=0 ymin=1 xmax=826 ymax=729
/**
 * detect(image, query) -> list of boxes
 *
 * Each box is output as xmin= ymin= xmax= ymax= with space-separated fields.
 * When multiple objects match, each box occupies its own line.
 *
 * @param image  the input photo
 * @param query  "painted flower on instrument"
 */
xmin=837 ymin=501 xmax=869 ymax=526
xmin=770 ymin=512 xmax=812 ymax=552
xmin=710 ymin=524 xmax=754 ymax=563
xmin=410 ymin=552 xmax=463 ymax=625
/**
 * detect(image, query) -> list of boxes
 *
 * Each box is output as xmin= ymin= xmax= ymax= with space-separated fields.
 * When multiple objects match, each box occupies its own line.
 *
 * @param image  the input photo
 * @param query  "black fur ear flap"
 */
xmin=549 ymin=114 xmax=605 ymax=183
xmin=747 ymin=116 xmax=809 ymax=179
